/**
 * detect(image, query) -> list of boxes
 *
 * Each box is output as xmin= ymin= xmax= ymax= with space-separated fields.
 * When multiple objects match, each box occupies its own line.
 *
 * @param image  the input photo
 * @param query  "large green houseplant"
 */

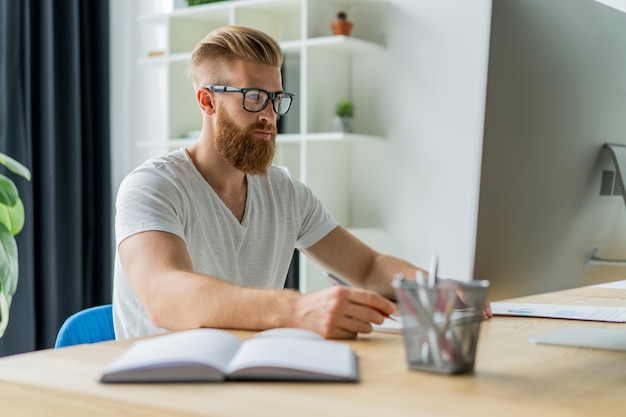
xmin=0 ymin=153 xmax=31 ymax=337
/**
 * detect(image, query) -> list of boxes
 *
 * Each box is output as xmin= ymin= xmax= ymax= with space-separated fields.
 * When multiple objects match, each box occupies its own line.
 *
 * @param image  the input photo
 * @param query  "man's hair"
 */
xmin=187 ymin=26 xmax=284 ymax=88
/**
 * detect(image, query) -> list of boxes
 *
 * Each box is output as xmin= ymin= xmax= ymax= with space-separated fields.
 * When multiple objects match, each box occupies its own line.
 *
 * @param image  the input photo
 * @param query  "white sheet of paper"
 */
xmin=491 ymin=302 xmax=626 ymax=322
xmin=372 ymin=316 xmax=403 ymax=334
xmin=590 ymin=280 xmax=626 ymax=289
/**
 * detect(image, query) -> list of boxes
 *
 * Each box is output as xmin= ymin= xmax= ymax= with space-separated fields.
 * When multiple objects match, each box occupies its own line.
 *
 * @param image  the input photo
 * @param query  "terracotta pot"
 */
xmin=331 ymin=20 xmax=353 ymax=36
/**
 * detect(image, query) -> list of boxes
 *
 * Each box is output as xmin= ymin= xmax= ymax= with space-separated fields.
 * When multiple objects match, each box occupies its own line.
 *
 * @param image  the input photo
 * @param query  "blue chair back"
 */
xmin=55 ymin=304 xmax=115 ymax=348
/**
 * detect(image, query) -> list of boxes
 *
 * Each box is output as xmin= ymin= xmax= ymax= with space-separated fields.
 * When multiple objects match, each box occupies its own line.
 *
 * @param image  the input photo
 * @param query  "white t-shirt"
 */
xmin=113 ymin=148 xmax=338 ymax=339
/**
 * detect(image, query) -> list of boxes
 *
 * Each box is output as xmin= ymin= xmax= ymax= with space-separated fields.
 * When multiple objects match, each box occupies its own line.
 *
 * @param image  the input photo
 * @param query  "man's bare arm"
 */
xmin=119 ymin=230 xmax=300 ymax=331
xmin=119 ymin=230 xmax=395 ymax=338
xmin=302 ymin=226 xmax=424 ymax=300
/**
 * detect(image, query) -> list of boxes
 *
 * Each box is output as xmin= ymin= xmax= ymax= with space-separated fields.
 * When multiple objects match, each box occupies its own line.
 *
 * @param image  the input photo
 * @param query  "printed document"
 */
xmin=491 ymin=302 xmax=626 ymax=322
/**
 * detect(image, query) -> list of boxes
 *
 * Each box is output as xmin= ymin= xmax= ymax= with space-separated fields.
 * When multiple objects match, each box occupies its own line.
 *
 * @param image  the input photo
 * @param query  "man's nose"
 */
xmin=257 ymin=101 xmax=278 ymax=124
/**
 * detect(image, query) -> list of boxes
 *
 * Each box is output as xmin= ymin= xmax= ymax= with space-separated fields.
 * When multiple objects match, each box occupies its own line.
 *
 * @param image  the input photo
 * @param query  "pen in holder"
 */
xmin=393 ymin=275 xmax=489 ymax=374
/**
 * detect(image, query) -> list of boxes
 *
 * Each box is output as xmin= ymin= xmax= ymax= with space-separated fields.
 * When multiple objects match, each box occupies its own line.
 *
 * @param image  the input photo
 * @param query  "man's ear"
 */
xmin=197 ymin=88 xmax=216 ymax=115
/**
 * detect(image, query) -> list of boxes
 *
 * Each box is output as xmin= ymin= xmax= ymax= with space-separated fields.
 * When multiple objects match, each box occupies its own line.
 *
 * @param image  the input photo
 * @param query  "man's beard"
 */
xmin=214 ymin=107 xmax=277 ymax=175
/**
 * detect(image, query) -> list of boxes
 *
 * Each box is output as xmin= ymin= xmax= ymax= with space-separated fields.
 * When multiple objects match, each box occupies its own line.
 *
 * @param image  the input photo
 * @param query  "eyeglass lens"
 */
xmin=243 ymin=89 xmax=292 ymax=115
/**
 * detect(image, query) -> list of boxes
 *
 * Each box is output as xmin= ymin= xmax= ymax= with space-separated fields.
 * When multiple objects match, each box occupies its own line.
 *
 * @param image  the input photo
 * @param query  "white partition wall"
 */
xmin=382 ymin=0 xmax=492 ymax=281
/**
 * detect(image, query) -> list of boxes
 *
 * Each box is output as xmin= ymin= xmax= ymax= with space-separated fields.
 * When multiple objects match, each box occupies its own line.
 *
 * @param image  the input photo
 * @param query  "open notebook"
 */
xmin=100 ymin=328 xmax=359 ymax=383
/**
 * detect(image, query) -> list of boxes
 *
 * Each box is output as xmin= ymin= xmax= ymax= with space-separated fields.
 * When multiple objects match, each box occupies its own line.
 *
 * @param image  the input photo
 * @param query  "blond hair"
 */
xmin=187 ymin=26 xmax=284 ymax=89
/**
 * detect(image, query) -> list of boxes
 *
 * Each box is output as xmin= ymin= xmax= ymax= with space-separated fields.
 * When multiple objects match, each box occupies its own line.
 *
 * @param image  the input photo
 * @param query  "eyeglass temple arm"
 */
xmin=206 ymin=85 xmax=236 ymax=93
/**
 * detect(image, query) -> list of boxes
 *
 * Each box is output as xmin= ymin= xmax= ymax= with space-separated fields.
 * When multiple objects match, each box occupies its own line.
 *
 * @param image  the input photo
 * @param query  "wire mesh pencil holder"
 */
xmin=393 ymin=275 xmax=489 ymax=374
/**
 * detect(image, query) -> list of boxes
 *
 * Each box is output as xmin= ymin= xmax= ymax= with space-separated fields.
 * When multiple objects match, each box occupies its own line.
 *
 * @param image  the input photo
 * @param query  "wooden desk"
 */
xmin=1 ymin=286 xmax=626 ymax=417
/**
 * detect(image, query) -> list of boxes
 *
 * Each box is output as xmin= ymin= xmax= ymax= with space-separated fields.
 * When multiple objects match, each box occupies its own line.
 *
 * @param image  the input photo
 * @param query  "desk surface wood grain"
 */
xmin=1 ymin=287 xmax=626 ymax=417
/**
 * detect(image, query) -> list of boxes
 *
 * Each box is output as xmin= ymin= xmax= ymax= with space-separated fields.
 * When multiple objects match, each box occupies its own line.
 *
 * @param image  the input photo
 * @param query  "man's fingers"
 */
xmin=335 ymin=285 xmax=395 ymax=317
xmin=296 ymin=286 xmax=392 ymax=338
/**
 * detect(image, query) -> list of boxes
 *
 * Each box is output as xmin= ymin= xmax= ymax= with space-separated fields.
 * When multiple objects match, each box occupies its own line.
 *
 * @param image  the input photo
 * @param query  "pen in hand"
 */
xmin=324 ymin=271 xmax=352 ymax=287
xmin=323 ymin=271 xmax=397 ymax=321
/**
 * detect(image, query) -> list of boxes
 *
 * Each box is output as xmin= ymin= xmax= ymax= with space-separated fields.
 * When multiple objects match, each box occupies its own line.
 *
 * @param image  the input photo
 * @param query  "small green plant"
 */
xmin=185 ymin=0 xmax=227 ymax=6
xmin=0 ymin=153 xmax=31 ymax=337
xmin=335 ymin=100 xmax=354 ymax=118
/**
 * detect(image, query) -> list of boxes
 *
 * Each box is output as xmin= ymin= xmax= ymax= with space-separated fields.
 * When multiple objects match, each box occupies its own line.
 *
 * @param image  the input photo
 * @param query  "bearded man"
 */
xmin=112 ymin=26 xmax=426 ymax=340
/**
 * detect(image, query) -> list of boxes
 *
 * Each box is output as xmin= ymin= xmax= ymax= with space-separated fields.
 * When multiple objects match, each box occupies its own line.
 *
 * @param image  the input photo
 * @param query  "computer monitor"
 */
xmin=474 ymin=0 xmax=626 ymax=301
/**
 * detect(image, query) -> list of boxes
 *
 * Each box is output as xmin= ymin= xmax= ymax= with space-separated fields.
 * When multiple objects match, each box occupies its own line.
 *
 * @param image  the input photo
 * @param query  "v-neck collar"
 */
xmin=182 ymin=148 xmax=251 ymax=227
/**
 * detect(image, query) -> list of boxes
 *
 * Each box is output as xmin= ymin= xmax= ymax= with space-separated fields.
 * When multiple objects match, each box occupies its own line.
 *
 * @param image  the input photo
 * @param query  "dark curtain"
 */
xmin=0 ymin=0 xmax=111 ymax=356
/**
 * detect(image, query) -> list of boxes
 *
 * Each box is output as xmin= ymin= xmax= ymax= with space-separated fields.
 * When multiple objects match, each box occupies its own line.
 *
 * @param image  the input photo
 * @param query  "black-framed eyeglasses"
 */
xmin=206 ymin=85 xmax=294 ymax=116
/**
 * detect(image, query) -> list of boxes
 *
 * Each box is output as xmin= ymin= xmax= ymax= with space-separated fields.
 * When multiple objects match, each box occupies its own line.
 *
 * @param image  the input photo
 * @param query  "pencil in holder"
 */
xmin=393 ymin=275 xmax=489 ymax=374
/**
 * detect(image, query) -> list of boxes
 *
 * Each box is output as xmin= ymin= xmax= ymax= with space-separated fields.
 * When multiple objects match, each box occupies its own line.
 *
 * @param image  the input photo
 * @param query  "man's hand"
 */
xmin=291 ymin=285 xmax=395 ymax=339
xmin=482 ymin=304 xmax=493 ymax=318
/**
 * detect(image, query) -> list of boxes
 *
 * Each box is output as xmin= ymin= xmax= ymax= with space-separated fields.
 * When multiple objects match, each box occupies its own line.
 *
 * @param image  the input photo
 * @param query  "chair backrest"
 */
xmin=54 ymin=304 xmax=115 ymax=348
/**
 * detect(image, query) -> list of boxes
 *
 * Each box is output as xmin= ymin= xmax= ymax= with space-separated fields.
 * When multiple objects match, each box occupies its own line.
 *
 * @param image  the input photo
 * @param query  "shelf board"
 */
xmin=280 ymin=40 xmax=303 ymax=53
xmin=138 ymin=36 xmax=382 ymax=65
xmin=137 ymin=1 xmax=231 ymax=24
xmin=176 ymin=0 xmax=299 ymax=18
xmin=138 ymin=0 xmax=300 ymax=24
xmin=305 ymin=36 xmax=384 ymax=53
xmin=278 ymin=132 xmax=384 ymax=143
xmin=168 ymin=138 xmax=197 ymax=148
xmin=137 ymin=52 xmax=191 ymax=66
xmin=150 ymin=132 xmax=384 ymax=149
xmin=319 ymin=0 xmax=385 ymax=4
xmin=282 ymin=36 xmax=384 ymax=54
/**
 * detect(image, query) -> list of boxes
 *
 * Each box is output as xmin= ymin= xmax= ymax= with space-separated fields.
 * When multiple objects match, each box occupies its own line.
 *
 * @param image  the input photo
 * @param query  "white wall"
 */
xmin=110 ymin=0 xmax=170 ymax=200
xmin=382 ymin=0 xmax=492 ymax=280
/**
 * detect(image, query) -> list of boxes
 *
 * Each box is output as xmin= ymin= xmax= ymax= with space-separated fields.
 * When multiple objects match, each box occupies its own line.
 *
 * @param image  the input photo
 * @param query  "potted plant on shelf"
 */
xmin=0 ymin=153 xmax=31 ymax=337
xmin=331 ymin=11 xmax=353 ymax=36
xmin=183 ymin=0 xmax=228 ymax=6
xmin=333 ymin=100 xmax=354 ymax=133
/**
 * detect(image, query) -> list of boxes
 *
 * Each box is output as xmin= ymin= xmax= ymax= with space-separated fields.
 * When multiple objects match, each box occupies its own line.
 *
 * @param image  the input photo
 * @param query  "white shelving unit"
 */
xmin=137 ymin=0 xmax=388 ymax=292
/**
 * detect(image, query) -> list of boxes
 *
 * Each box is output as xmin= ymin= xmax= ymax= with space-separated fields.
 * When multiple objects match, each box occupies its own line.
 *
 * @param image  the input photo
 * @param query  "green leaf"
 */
xmin=0 ymin=153 xmax=27 ymax=338
xmin=0 ymin=224 xmax=18 ymax=297
xmin=0 ymin=289 xmax=10 ymax=337
xmin=335 ymin=100 xmax=354 ymax=118
xmin=0 ymin=175 xmax=18 ymax=208
xmin=0 ymin=199 xmax=25 ymax=235
xmin=0 ymin=152 xmax=31 ymax=181
xmin=185 ymin=0 xmax=227 ymax=5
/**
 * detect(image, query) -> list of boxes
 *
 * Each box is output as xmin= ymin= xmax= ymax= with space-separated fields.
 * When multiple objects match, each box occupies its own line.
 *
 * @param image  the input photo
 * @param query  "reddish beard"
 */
xmin=214 ymin=107 xmax=277 ymax=175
